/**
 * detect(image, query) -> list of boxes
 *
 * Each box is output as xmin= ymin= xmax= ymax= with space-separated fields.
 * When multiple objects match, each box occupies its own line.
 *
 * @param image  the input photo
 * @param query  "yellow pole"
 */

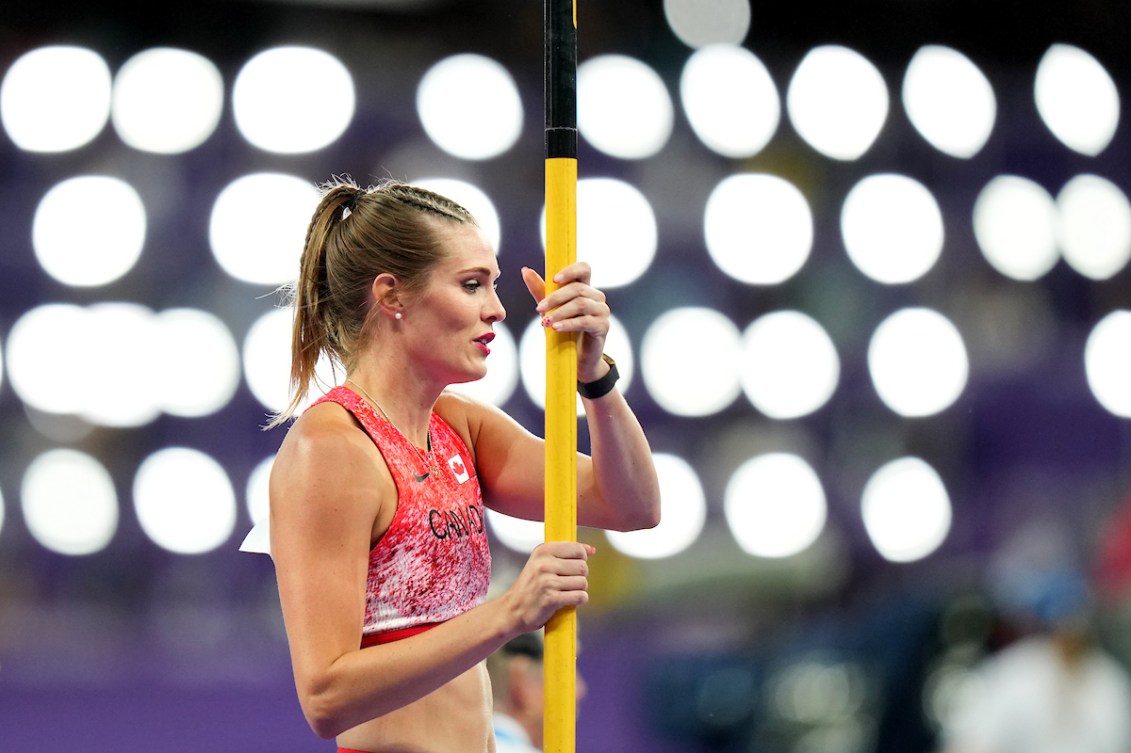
xmin=543 ymin=158 xmax=577 ymax=753
xmin=543 ymin=1 xmax=577 ymax=751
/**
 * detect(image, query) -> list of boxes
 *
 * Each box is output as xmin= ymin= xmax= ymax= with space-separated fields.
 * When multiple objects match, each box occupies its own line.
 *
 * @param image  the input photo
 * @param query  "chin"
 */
xmin=448 ymin=366 xmax=488 ymax=385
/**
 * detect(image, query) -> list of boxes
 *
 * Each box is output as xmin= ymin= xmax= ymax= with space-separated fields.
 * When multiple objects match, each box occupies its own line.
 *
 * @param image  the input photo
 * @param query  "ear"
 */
xmin=371 ymin=273 xmax=404 ymax=320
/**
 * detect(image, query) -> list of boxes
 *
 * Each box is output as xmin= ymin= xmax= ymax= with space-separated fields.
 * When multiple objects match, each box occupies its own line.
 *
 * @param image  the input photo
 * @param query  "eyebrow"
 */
xmin=457 ymin=266 xmax=501 ymax=278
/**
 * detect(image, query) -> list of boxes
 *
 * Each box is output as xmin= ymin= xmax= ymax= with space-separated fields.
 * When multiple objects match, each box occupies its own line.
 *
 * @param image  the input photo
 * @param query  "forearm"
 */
xmin=294 ymin=539 xmax=592 ymax=738
xmin=298 ymin=598 xmax=517 ymax=738
xmin=580 ymin=388 xmax=661 ymax=532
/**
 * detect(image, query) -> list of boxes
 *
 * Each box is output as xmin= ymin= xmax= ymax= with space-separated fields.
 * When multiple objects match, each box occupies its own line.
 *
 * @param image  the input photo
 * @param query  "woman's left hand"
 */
xmin=522 ymin=263 xmax=610 ymax=383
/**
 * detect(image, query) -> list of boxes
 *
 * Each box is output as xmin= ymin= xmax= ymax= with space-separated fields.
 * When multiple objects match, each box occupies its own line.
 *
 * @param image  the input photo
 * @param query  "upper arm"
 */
xmin=269 ymin=407 xmax=390 ymax=692
xmin=436 ymin=392 xmax=606 ymax=526
xmin=437 ymin=392 xmax=548 ymax=521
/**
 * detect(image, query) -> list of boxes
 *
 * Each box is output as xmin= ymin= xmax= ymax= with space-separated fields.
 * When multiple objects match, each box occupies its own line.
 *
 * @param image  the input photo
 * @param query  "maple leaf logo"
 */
xmin=448 ymin=454 xmax=470 ymax=484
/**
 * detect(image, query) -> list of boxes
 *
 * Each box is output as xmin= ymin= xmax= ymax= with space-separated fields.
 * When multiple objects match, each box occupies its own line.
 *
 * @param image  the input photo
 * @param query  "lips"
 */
xmin=474 ymin=332 xmax=495 ymax=355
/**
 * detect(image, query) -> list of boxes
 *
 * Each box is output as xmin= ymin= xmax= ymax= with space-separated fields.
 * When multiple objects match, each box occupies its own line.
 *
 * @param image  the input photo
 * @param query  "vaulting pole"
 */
xmin=543 ymin=0 xmax=578 ymax=752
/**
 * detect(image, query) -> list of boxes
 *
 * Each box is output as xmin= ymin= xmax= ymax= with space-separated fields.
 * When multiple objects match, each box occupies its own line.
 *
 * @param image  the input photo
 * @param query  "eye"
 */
xmin=462 ymin=280 xmax=483 ymax=292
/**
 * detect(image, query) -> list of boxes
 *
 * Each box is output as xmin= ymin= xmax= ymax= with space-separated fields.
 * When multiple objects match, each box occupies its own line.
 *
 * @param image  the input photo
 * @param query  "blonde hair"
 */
xmin=266 ymin=177 xmax=477 ymax=428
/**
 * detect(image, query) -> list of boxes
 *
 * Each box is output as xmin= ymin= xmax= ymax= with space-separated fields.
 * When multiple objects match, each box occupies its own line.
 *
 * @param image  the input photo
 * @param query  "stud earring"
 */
xmin=394 ymin=312 xmax=403 ymax=320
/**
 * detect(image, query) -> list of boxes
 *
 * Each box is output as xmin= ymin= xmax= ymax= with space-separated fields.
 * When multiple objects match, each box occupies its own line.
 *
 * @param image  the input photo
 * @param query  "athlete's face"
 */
xmin=407 ymin=222 xmax=505 ymax=385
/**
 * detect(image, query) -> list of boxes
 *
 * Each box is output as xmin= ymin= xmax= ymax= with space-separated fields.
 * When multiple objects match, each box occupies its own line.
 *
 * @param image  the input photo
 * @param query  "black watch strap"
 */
xmin=578 ymin=354 xmax=619 ymax=399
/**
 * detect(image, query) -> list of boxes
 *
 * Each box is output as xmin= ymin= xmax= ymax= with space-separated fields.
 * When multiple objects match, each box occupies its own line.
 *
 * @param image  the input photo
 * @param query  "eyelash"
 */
xmin=463 ymin=280 xmax=499 ymax=292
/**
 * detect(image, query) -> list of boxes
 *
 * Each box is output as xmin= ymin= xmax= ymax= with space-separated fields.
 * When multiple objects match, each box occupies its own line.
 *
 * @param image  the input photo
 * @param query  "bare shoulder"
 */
xmin=270 ymin=401 xmax=389 ymax=527
xmin=273 ymin=402 xmax=379 ymax=480
xmin=434 ymin=391 xmax=534 ymax=451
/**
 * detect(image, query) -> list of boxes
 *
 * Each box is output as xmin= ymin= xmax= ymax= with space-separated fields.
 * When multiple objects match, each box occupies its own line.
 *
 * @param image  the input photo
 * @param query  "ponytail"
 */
xmin=265 ymin=182 xmax=355 ymax=428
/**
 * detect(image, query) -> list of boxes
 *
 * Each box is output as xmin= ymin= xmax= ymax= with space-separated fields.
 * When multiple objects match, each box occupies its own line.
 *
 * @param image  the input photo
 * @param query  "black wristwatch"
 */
xmin=577 ymin=354 xmax=619 ymax=399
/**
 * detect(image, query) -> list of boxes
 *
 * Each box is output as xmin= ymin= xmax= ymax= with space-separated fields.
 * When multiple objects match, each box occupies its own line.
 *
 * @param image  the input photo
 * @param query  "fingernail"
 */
xmin=541 ymin=316 xmax=552 ymax=328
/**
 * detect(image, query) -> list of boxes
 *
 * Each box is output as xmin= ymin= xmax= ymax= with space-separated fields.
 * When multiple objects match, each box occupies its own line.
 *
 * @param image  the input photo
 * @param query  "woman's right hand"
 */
xmin=504 ymin=541 xmax=595 ymax=632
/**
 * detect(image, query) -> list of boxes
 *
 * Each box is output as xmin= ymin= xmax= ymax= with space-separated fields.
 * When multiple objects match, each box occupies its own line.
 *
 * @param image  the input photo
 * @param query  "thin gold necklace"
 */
xmin=345 ymin=380 xmax=436 ymax=476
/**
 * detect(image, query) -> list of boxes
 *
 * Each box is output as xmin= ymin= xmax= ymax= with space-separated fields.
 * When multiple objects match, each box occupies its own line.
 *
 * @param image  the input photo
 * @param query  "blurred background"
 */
xmin=1 ymin=0 xmax=1130 ymax=751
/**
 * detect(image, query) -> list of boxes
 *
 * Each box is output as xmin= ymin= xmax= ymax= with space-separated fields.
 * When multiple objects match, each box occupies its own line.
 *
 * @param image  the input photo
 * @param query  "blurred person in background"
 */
xmin=261 ymin=177 xmax=660 ymax=753
xmin=939 ymin=565 xmax=1131 ymax=753
xmin=487 ymin=631 xmax=588 ymax=753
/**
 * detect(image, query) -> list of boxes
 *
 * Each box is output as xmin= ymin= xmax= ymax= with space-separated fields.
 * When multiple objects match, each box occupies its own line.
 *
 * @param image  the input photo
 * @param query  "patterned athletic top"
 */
xmin=314 ymin=386 xmax=491 ymax=645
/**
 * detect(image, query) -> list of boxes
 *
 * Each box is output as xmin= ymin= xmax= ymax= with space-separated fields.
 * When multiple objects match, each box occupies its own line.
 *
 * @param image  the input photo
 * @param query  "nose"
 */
xmin=485 ymin=288 xmax=506 ymax=323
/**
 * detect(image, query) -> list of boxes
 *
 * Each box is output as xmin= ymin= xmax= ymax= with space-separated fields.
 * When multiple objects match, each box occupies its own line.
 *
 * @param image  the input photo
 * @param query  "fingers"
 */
xmin=521 ymin=266 xmax=546 ymax=304
xmin=521 ymin=262 xmax=609 ymax=384
xmin=532 ymin=265 xmax=609 ymax=335
xmin=524 ymin=262 xmax=598 ymax=312
xmin=537 ymin=540 xmax=597 ymax=562
xmin=508 ymin=542 xmax=597 ymax=631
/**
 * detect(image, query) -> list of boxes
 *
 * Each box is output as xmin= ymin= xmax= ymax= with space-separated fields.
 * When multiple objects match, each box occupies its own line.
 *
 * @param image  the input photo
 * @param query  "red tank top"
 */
xmin=313 ymin=386 xmax=491 ymax=645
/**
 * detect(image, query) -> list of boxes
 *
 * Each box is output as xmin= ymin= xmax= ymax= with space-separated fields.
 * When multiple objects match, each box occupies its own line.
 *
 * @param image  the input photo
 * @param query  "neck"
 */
xmin=345 ymin=372 xmax=437 ymax=449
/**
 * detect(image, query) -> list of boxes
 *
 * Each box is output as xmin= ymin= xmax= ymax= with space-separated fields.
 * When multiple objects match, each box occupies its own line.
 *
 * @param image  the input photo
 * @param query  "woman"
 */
xmin=267 ymin=177 xmax=661 ymax=752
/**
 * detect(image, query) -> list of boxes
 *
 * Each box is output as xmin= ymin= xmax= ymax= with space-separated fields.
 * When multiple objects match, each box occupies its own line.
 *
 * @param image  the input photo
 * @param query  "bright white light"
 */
xmin=841 ymin=174 xmax=944 ymax=284
xmin=233 ymin=46 xmax=354 ymax=154
xmin=7 ymin=304 xmax=89 ymax=414
xmin=1085 ymin=310 xmax=1131 ymax=418
xmin=740 ymin=311 xmax=839 ymax=419
xmin=413 ymin=177 xmax=502 ymax=253
xmin=487 ymin=508 xmax=543 ymax=553
xmin=540 ymin=178 xmax=657 ymax=289
xmin=33 ymin=176 xmax=146 ymax=287
xmin=704 ymin=173 xmax=812 ymax=285
xmin=1035 ymin=44 xmax=1120 ymax=156
xmin=868 ymin=308 xmax=968 ymax=417
xmin=416 ymin=54 xmax=523 ymax=160
xmin=664 ymin=0 xmax=751 ymax=47
xmin=902 ymin=45 xmax=996 ymax=158
xmin=519 ymin=315 xmax=633 ymax=413
xmin=210 ymin=173 xmax=320 ymax=285
xmin=681 ymin=44 xmax=779 ymax=158
xmin=1 ymin=46 xmax=111 ymax=152
xmin=580 ymin=179 xmax=656 ymax=287
xmin=134 ymin=447 xmax=237 ymax=554
xmin=973 ymin=176 xmax=1059 ymax=281
xmin=606 ymin=453 xmax=705 ymax=559
xmin=444 ymin=322 xmax=519 ymax=406
xmin=241 ymin=455 xmax=275 ymax=556
xmin=578 ymin=55 xmax=673 ymax=159
xmin=112 ymin=47 xmax=224 ymax=154
xmin=247 ymin=454 xmax=274 ymax=524
xmin=87 ymin=303 xmax=163 ymax=427
xmin=244 ymin=307 xmax=303 ymax=414
xmin=725 ymin=453 xmax=827 ymax=558
xmin=787 ymin=45 xmax=889 ymax=160
xmin=152 ymin=309 xmax=241 ymax=417
xmin=861 ymin=457 xmax=951 ymax=562
xmin=6 ymin=303 xmax=162 ymax=426
xmin=244 ymin=307 xmax=340 ymax=415
xmin=641 ymin=307 xmax=741 ymax=416
xmin=21 ymin=449 xmax=118 ymax=556
xmin=1056 ymin=174 xmax=1131 ymax=280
